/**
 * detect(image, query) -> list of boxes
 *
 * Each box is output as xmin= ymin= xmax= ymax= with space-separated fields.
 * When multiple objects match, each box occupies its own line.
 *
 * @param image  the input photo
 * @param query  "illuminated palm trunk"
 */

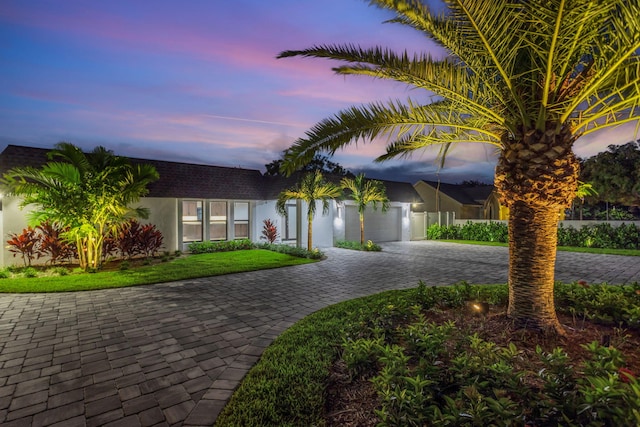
xmin=307 ymin=213 xmax=313 ymax=251
xmin=360 ymin=213 xmax=365 ymax=245
xmin=495 ymin=125 xmax=579 ymax=334
xmin=507 ymin=201 xmax=561 ymax=331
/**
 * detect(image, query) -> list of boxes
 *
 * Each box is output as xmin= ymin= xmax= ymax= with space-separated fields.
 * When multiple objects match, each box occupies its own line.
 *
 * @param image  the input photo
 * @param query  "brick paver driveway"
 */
xmin=1 ymin=241 xmax=640 ymax=426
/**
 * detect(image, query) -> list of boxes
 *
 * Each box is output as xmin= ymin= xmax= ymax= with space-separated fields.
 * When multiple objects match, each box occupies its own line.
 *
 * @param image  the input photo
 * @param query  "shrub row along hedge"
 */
xmin=335 ymin=239 xmax=382 ymax=251
xmin=427 ymin=222 xmax=640 ymax=249
xmin=187 ymin=239 xmax=324 ymax=259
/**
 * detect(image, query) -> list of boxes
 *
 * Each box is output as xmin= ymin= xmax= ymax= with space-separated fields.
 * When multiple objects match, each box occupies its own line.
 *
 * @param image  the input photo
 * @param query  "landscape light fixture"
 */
xmin=471 ymin=301 xmax=490 ymax=315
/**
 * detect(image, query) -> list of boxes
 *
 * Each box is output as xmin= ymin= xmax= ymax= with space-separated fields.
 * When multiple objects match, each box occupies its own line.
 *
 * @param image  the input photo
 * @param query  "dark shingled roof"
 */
xmin=135 ymin=159 xmax=266 ymax=199
xmin=0 ymin=145 xmax=266 ymax=199
xmin=0 ymin=145 xmax=420 ymax=202
xmin=421 ymin=180 xmax=494 ymax=206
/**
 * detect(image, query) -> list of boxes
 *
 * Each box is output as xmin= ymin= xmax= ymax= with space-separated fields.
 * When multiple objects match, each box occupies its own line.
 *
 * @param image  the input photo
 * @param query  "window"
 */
xmin=209 ymin=201 xmax=227 ymax=241
xmin=182 ymin=200 xmax=202 ymax=242
xmin=234 ymin=202 xmax=249 ymax=239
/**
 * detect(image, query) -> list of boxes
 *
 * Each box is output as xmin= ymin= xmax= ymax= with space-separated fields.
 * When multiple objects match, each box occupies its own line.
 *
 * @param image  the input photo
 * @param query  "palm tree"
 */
xmin=276 ymin=170 xmax=342 ymax=251
xmin=341 ymin=173 xmax=390 ymax=245
xmin=2 ymin=142 xmax=159 ymax=270
xmin=278 ymin=0 xmax=640 ymax=333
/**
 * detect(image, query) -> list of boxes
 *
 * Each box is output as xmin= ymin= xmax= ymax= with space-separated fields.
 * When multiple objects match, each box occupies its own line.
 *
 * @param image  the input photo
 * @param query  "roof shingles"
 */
xmin=0 ymin=145 xmax=420 ymax=203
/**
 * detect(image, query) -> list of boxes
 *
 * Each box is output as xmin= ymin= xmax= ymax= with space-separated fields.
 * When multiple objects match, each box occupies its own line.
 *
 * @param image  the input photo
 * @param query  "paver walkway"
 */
xmin=1 ymin=241 xmax=640 ymax=426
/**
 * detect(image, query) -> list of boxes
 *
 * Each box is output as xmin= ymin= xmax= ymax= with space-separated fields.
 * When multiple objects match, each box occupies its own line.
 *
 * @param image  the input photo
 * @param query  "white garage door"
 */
xmin=345 ymin=206 xmax=401 ymax=242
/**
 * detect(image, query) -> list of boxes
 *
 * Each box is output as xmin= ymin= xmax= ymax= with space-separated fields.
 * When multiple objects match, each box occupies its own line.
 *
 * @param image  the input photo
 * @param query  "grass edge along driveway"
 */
xmin=0 ymin=249 xmax=316 ymax=293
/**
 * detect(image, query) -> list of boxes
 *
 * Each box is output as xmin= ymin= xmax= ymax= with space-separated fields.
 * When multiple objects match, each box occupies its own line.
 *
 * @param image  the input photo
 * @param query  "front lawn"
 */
xmin=216 ymin=282 xmax=640 ymax=426
xmin=0 ymin=249 xmax=315 ymax=293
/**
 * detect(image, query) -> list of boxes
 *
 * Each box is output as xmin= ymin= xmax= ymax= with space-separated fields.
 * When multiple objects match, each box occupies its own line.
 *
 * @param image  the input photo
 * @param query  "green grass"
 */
xmin=439 ymin=239 xmax=640 ymax=256
xmin=0 ymin=250 xmax=315 ymax=293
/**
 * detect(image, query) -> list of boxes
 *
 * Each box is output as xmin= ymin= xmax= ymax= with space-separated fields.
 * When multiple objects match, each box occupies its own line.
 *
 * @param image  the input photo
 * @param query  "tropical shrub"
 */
xmin=6 ymin=227 xmax=41 ymax=266
xmin=37 ymin=222 xmax=75 ymax=265
xmin=261 ymin=218 xmax=279 ymax=243
xmin=7 ymin=220 xmax=164 ymax=267
xmin=137 ymin=223 xmax=164 ymax=258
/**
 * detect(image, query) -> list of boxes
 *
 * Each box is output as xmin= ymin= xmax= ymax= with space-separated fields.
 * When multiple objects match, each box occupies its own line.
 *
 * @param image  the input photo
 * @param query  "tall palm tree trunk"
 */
xmin=495 ymin=125 xmax=580 ymax=335
xmin=360 ymin=213 xmax=365 ymax=245
xmin=507 ymin=202 xmax=562 ymax=332
xmin=307 ymin=214 xmax=313 ymax=251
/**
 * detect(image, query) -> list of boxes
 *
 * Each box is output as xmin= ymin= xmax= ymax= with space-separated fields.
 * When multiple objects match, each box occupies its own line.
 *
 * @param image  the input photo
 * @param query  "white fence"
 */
xmin=411 ymin=211 xmax=456 ymax=240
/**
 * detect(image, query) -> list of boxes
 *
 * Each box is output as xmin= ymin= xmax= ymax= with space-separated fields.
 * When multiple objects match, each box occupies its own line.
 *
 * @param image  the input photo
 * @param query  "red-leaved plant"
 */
xmin=261 ymin=219 xmax=279 ymax=243
xmin=6 ymin=227 xmax=41 ymax=266
xmin=37 ymin=222 xmax=75 ymax=265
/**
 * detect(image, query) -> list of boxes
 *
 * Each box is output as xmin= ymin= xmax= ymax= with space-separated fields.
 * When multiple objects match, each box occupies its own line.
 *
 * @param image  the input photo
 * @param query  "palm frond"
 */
xmin=282 ymin=99 xmax=501 ymax=174
xmin=558 ymin=1 xmax=640 ymax=124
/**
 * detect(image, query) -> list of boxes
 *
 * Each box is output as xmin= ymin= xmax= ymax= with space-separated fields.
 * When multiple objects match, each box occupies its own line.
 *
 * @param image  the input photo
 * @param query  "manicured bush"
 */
xmin=255 ymin=242 xmax=324 ymax=259
xmin=335 ymin=240 xmax=382 ymax=251
xmin=428 ymin=221 xmax=640 ymax=249
xmin=188 ymin=239 xmax=255 ymax=253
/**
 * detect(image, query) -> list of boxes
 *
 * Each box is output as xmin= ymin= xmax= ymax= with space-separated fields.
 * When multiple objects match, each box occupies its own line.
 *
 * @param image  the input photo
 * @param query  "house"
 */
xmin=413 ymin=180 xmax=504 ymax=220
xmin=0 ymin=144 xmax=421 ymax=267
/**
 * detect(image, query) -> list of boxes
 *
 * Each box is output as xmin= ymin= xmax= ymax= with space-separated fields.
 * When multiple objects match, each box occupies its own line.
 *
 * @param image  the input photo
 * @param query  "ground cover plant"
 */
xmin=0 ymin=249 xmax=315 ymax=293
xmin=216 ymin=282 xmax=640 ymax=426
xmin=335 ymin=240 xmax=382 ymax=252
xmin=428 ymin=222 xmax=640 ymax=250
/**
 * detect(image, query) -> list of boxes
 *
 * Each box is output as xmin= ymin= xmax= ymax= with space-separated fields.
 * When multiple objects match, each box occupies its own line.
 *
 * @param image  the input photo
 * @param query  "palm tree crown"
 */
xmin=341 ymin=173 xmax=390 ymax=244
xmin=276 ymin=170 xmax=342 ymax=250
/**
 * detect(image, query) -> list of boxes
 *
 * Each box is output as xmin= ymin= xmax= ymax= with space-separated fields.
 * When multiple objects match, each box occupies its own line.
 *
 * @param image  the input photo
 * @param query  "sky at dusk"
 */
xmin=1 ymin=0 xmax=638 ymax=184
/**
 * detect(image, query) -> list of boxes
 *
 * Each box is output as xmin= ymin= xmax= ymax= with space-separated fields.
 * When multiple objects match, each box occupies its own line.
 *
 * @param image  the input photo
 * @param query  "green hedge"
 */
xmin=188 ymin=239 xmax=324 ymax=259
xmin=427 ymin=221 xmax=640 ymax=249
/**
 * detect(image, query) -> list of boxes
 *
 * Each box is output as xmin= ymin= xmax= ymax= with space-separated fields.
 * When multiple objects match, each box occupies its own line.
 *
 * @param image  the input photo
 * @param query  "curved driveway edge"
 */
xmin=1 ymin=241 xmax=639 ymax=426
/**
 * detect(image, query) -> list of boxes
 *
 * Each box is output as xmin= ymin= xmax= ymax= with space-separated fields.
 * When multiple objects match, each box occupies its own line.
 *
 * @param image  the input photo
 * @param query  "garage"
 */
xmin=345 ymin=206 xmax=402 ymax=242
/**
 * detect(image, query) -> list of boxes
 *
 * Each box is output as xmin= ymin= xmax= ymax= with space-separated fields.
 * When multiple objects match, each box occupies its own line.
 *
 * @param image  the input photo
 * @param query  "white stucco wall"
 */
xmin=310 ymin=200 xmax=336 ymax=248
xmin=137 ymin=197 xmax=179 ymax=253
xmin=1 ymin=196 xmax=33 ymax=268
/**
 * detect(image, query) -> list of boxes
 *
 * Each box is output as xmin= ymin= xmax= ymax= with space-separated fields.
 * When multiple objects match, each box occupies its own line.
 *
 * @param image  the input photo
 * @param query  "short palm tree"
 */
xmin=2 ymin=142 xmax=159 ymax=270
xmin=276 ymin=170 xmax=342 ymax=251
xmin=278 ymin=0 xmax=640 ymax=333
xmin=341 ymin=173 xmax=390 ymax=245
